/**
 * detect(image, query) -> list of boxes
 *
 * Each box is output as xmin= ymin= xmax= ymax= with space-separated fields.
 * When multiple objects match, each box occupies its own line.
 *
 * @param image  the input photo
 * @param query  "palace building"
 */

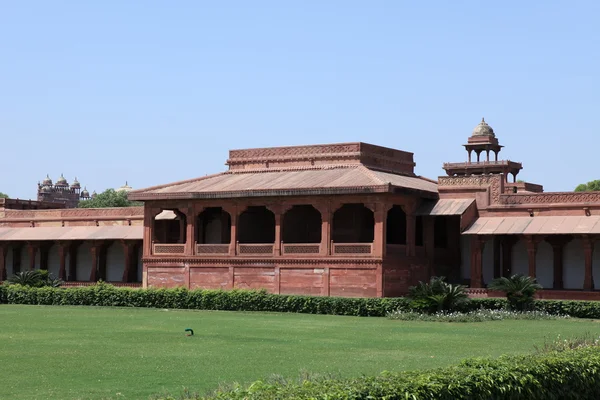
xmin=2 ymin=119 xmax=600 ymax=300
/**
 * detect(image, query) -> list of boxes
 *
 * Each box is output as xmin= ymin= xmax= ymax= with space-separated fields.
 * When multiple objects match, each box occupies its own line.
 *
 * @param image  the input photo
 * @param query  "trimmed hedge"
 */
xmin=189 ymin=347 xmax=600 ymax=400
xmin=1 ymin=283 xmax=600 ymax=319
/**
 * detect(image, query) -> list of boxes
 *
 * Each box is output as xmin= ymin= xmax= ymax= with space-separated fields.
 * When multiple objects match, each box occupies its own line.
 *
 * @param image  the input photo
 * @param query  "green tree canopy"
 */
xmin=575 ymin=180 xmax=600 ymax=192
xmin=78 ymin=189 xmax=142 ymax=208
xmin=0 ymin=192 xmax=9 ymax=199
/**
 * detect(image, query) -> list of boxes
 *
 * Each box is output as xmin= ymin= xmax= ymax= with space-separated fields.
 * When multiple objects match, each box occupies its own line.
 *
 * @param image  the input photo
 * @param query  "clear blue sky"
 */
xmin=2 ymin=1 xmax=599 ymax=199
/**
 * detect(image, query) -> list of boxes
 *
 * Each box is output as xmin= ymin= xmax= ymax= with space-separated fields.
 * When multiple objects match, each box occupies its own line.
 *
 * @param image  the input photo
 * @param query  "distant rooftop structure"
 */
xmin=37 ymin=174 xmax=91 ymax=208
xmin=116 ymin=181 xmax=133 ymax=193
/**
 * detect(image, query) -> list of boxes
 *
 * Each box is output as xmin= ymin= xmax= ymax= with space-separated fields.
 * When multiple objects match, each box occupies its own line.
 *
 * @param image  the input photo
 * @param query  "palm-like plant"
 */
xmin=7 ymin=271 xmax=43 ymax=286
xmin=6 ymin=270 xmax=63 ymax=288
xmin=488 ymin=274 xmax=542 ymax=311
xmin=408 ymin=276 xmax=470 ymax=313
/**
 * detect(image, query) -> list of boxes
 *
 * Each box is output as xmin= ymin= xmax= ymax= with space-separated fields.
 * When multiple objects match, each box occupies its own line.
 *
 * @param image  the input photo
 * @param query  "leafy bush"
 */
xmin=387 ymin=309 xmax=568 ymax=322
xmin=489 ymin=273 xmax=542 ymax=311
xmin=6 ymin=270 xmax=63 ymax=288
xmin=152 ymin=347 xmax=600 ymax=399
xmin=408 ymin=276 xmax=470 ymax=313
xmin=2 ymin=283 xmax=600 ymax=320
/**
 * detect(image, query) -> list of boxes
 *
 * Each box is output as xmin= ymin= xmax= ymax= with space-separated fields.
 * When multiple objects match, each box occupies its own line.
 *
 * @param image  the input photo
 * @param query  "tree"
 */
xmin=488 ymin=274 xmax=542 ymax=311
xmin=79 ymin=189 xmax=142 ymax=208
xmin=575 ymin=180 xmax=600 ymax=192
xmin=0 ymin=192 xmax=9 ymax=199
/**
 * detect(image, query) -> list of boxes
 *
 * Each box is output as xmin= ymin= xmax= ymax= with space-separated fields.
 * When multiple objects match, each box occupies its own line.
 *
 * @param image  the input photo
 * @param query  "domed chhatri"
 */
xmin=42 ymin=174 xmax=53 ymax=186
xmin=71 ymin=177 xmax=81 ymax=189
xmin=471 ymin=117 xmax=495 ymax=137
xmin=116 ymin=181 xmax=133 ymax=193
xmin=81 ymin=187 xmax=90 ymax=198
xmin=55 ymin=173 xmax=69 ymax=187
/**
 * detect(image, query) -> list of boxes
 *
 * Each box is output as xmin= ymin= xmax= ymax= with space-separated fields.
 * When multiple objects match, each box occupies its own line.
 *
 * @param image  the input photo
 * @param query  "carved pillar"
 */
xmin=470 ymin=236 xmax=485 ymax=288
xmin=57 ymin=242 xmax=68 ymax=281
xmin=185 ymin=206 xmax=197 ymax=256
xmin=501 ymin=236 xmax=518 ymax=278
xmin=142 ymin=206 xmax=155 ymax=257
xmin=317 ymin=203 xmax=331 ymax=256
xmin=402 ymin=204 xmax=417 ymax=257
xmin=121 ymin=240 xmax=133 ymax=282
xmin=226 ymin=205 xmax=238 ymax=256
xmin=89 ymin=242 xmax=98 ymax=282
xmin=0 ymin=243 xmax=7 ymax=281
xmin=371 ymin=203 xmax=387 ymax=258
xmin=582 ymin=236 xmax=595 ymax=291
xmin=270 ymin=205 xmax=285 ymax=256
xmin=27 ymin=242 xmax=37 ymax=271
xmin=525 ymin=236 xmax=540 ymax=280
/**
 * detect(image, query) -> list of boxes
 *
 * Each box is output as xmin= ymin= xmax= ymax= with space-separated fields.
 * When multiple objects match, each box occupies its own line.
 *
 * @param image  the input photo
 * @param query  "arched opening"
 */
xmin=434 ymin=217 xmax=448 ymax=248
xmin=197 ymin=207 xmax=231 ymax=244
xmin=386 ymin=205 xmax=407 ymax=245
xmin=238 ymin=206 xmax=275 ymax=243
xmin=332 ymin=204 xmax=374 ymax=243
xmin=153 ymin=209 xmax=186 ymax=244
xmin=282 ymin=205 xmax=321 ymax=243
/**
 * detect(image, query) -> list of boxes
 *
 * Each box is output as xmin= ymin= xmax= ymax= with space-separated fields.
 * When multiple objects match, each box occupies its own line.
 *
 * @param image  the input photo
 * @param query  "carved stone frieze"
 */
xmin=438 ymin=175 xmax=502 ymax=204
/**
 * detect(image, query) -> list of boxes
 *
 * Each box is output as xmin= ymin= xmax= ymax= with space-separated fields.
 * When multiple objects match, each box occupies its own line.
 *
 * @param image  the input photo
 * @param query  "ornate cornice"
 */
xmin=438 ymin=175 xmax=502 ymax=204
xmin=501 ymin=192 xmax=600 ymax=205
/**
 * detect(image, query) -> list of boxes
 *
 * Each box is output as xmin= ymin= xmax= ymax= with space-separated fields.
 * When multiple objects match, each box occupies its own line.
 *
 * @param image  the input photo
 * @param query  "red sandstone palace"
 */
xmin=2 ymin=119 xmax=600 ymax=300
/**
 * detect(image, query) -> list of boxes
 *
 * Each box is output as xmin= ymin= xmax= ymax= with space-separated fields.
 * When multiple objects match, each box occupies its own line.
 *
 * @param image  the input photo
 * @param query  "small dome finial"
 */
xmin=481 ymin=117 xmax=485 ymax=123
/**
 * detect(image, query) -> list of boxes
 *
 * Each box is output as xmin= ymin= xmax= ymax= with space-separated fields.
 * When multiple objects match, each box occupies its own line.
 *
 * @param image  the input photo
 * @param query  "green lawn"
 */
xmin=1 ymin=305 xmax=599 ymax=400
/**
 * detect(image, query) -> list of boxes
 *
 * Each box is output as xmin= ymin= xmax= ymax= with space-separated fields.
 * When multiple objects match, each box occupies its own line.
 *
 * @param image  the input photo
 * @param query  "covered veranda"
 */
xmin=463 ymin=216 xmax=600 ymax=292
xmin=0 ymin=226 xmax=143 ymax=284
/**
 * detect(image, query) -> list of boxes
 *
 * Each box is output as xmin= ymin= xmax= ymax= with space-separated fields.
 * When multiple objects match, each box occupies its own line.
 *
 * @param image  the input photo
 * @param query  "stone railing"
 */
xmin=282 ymin=243 xmax=321 ymax=255
xmin=500 ymin=191 xmax=600 ymax=205
xmin=196 ymin=243 xmax=230 ymax=255
xmin=61 ymin=282 xmax=142 ymax=288
xmin=153 ymin=243 xmax=185 ymax=255
xmin=237 ymin=243 xmax=274 ymax=255
xmin=331 ymin=242 xmax=373 ymax=255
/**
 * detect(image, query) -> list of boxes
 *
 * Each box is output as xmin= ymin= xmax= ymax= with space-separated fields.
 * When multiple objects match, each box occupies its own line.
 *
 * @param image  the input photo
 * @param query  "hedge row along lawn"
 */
xmin=1 ymin=304 xmax=599 ymax=399
xmin=3 ymin=283 xmax=600 ymax=318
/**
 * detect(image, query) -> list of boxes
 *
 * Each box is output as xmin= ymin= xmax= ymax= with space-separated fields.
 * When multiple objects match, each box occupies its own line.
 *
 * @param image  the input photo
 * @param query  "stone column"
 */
xmin=371 ymin=203 xmax=387 ymax=258
xmin=273 ymin=207 xmax=283 ymax=256
xmin=121 ymin=240 xmax=133 ymax=282
xmin=57 ymin=242 xmax=68 ymax=281
xmin=316 ymin=203 xmax=331 ymax=256
xmin=470 ymin=236 xmax=485 ymax=288
xmin=39 ymin=243 xmax=51 ymax=271
xmin=185 ymin=206 xmax=198 ymax=256
xmin=582 ymin=236 xmax=595 ymax=291
xmin=525 ymin=235 xmax=540 ymax=280
xmin=27 ymin=242 xmax=37 ymax=271
xmin=89 ymin=242 xmax=98 ymax=282
xmin=226 ymin=205 xmax=238 ymax=256
xmin=0 ymin=243 xmax=7 ymax=281
xmin=142 ymin=206 xmax=155 ymax=257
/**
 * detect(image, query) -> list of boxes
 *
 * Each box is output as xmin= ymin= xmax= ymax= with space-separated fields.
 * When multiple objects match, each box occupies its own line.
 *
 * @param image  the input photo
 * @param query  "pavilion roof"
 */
xmin=128 ymin=165 xmax=438 ymax=201
xmin=0 ymin=226 xmax=142 ymax=241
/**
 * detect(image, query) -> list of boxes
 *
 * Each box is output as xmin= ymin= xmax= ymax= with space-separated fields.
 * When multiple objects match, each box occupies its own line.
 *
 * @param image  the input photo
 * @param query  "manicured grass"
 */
xmin=1 ymin=305 xmax=599 ymax=400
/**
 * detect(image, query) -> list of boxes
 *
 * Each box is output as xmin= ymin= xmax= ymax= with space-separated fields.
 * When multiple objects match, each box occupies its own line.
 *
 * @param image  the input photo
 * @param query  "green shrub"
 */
xmin=152 ymin=347 xmax=600 ymax=399
xmin=408 ymin=276 xmax=470 ymax=313
xmin=2 ymin=283 xmax=600 ymax=320
xmin=6 ymin=270 xmax=63 ymax=288
xmin=488 ymin=274 xmax=542 ymax=311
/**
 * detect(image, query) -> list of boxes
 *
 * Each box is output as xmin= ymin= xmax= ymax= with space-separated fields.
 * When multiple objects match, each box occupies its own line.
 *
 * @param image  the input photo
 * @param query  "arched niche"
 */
xmin=331 ymin=204 xmax=374 ymax=243
xmin=282 ymin=205 xmax=321 ymax=243
xmin=238 ymin=206 xmax=275 ymax=244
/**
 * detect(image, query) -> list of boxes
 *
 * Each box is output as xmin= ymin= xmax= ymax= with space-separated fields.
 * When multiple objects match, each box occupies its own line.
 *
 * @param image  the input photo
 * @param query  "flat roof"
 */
xmin=463 ymin=216 xmax=600 ymax=235
xmin=0 ymin=226 xmax=143 ymax=241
